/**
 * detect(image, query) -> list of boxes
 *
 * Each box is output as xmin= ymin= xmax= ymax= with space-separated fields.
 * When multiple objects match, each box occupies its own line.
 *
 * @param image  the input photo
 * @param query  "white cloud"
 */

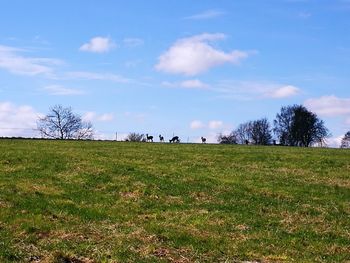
xmin=43 ymin=85 xmax=85 ymax=96
xmin=190 ymin=120 xmax=205 ymax=129
xmin=208 ymin=120 xmax=223 ymax=129
xmin=66 ymin=71 xmax=131 ymax=83
xmin=98 ymin=113 xmax=114 ymax=122
xmin=0 ymin=102 xmax=41 ymax=137
xmin=265 ymin=85 xmax=300 ymax=98
xmin=82 ymin=112 xmax=114 ymax=122
xmin=79 ymin=37 xmax=116 ymax=53
xmin=190 ymin=120 xmax=225 ymax=130
xmin=184 ymin=9 xmax=226 ymax=20
xmin=325 ymin=135 xmax=343 ymax=148
xmin=155 ymin=33 xmax=250 ymax=76
xmin=304 ymin=95 xmax=350 ymax=116
xmin=216 ymin=81 xmax=301 ymax=100
xmin=162 ymin=80 xmax=300 ymax=99
xmin=0 ymin=45 xmax=62 ymax=76
xmin=180 ymin=79 xmax=209 ymax=89
xmin=163 ymin=79 xmax=209 ymax=89
xmin=123 ymin=38 xmax=144 ymax=47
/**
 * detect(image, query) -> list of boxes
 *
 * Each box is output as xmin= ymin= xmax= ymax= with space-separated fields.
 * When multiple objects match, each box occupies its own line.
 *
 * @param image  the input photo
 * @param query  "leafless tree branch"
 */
xmin=37 ymin=105 xmax=94 ymax=140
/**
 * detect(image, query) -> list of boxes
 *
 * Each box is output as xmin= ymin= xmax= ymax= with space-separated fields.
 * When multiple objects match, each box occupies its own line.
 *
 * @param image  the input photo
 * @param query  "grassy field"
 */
xmin=0 ymin=139 xmax=349 ymax=262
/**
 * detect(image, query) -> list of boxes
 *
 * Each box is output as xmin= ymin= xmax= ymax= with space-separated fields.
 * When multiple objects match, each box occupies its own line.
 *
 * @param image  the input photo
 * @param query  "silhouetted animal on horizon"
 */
xmin=169 ymin=136 xmax=180 ymax=143
xmin=201 ymin=137 xmax=206 ymax=143
xmin=146 ymin=134 xmax=153 ymax=142
xmin=159 ymin=134 xmax=164 ymax=142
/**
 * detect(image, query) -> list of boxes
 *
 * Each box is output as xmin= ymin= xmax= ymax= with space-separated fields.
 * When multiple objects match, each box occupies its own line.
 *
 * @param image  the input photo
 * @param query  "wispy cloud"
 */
xmin=65 ymin=71 xmax=131 ymax=83
xmin=208 ymin=120 xmax=224 ymax=129
xmin=43 ymin=85 xmax=85 ymax=96
xmin=190 ymin=120 xmax=224 ymax=130
xmin=213 ymin=81 xmax=301 ymax=100
xmin=184 ymin=9 xmax=226 ymax=20
xmin=155 ymin=33 xmax=250 ymax=76
xmin=123 ymin=38 xmax=144 ymax=47
xmin=162 ymin=79 xmax=300 ymax=99
xmin=190 ymin=120 xmax=205 ymax=129
xmin=80 ymin=36 xmax=116 ymax=53
xmin=180 ymin=79 xmax=209 ymax=89
xmin=83 ymin=112 xmax=114 ymax=122
xmin=162 ymin=79 xmax=209 ymax=89
xmin=0 ymin=45 xmax=62 ymax=77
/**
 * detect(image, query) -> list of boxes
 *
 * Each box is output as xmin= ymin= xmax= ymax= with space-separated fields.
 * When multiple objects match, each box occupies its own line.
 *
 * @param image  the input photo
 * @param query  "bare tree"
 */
xmin=250 ymin=118 xmax=272 ymax=145
xmin=37 ymin=105 xmax=93 ymax=140
xmin=235 ymin=122 xmax=252 ymax=144
xmin=233 ymin=118 xmax=272 ymax=145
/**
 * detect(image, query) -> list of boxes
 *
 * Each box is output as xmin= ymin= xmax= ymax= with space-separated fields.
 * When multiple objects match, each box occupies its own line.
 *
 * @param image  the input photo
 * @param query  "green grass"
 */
xmin=0 ymin=139 xmax=349 ymax=262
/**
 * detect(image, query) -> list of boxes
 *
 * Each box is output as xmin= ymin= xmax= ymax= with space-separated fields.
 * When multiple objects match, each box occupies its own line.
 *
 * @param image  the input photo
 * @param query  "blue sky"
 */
xmin=0 ymin=0 xmax=349 ymax=145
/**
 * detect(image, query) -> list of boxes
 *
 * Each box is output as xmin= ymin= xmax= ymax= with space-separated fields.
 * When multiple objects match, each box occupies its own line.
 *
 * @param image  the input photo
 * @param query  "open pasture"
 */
xmin=0 ymin=140 xmax=349 ymax=262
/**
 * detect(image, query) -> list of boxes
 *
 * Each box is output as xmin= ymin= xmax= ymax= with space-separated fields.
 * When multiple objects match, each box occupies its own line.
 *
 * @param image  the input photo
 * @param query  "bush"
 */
xmin=125 ymin=133 xmax=145 ymax=142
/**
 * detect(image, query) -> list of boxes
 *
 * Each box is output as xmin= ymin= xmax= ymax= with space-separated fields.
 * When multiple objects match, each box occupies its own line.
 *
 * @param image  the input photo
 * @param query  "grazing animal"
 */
xmin=159 ymin=134 xmax=164 ymax=142
xmin=169 ymin=136 xmax=180 ymax=143
xmin=146 ymin=134 xmax=153 ymax=142
xmin=201 ymin=137 xmax=207 ymax=143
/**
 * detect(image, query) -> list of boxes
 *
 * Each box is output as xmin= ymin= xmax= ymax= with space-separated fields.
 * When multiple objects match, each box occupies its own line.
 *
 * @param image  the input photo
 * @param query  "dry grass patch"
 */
xmin=16 ymin=182 xmax=64 ymax=196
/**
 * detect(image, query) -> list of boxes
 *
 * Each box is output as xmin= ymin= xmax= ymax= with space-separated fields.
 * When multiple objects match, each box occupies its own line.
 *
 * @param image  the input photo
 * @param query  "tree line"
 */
xmin=218 ymin=104 xmax=330 ymax=147
xmin=36 ymin=104 xmax=350 ymax=148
